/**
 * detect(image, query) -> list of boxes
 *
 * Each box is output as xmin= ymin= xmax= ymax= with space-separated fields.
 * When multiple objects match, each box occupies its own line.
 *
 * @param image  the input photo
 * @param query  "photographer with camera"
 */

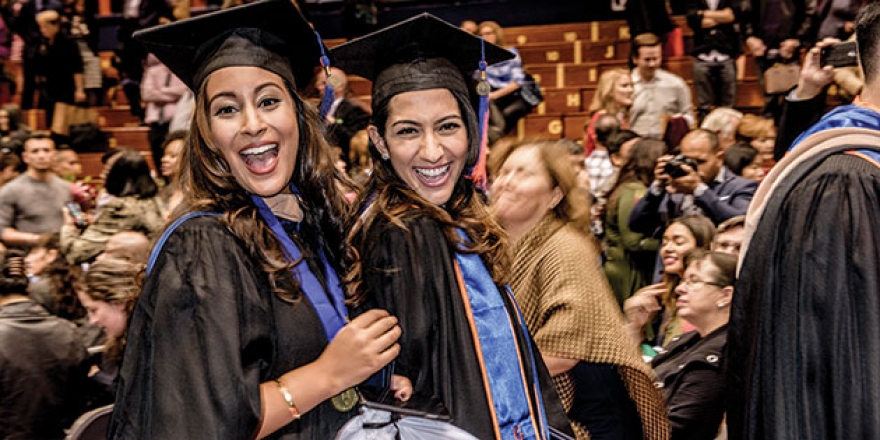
xmin=628 ymin=129 xmax=757 ymax=239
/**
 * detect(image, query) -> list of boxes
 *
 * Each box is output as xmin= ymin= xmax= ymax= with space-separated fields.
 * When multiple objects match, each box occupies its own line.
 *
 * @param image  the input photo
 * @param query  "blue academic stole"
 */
xmin=791 ymin=104 xmax=880 ymax=152
xmin=453 ymin=230 xmax=551 ymax=440
xmin=250 ymin=193 xmax=349 ymax=340
xmin=147 ymin=195 xmax=348 ymax=342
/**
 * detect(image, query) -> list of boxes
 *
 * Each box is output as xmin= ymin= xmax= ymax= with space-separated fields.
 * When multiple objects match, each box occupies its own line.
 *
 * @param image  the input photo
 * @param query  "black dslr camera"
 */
xmin=664 ymin=155 xmax=698 ymax=178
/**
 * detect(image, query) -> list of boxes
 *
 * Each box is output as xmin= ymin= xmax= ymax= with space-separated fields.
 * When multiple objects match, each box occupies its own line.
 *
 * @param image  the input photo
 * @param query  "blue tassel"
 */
xmin=469 ymin=40 xmax=490 ymax=190
xmin=314 ymin=31 xmax=335 ymax=121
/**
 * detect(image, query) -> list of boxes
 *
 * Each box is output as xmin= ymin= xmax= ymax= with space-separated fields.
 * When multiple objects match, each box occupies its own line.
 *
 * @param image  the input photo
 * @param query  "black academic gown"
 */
xmin=727 ymin=148 xmax=880 ymax=439
xmin=109 ymin=216 xmax=354 ymax=439
xmin=355 ymin=212 xmax=572 ymax=439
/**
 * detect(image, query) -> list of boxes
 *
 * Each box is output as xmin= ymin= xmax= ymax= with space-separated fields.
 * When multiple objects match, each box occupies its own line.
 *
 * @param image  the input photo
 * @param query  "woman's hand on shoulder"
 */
xmin=317 ymin=309 xmax=401 ymax=394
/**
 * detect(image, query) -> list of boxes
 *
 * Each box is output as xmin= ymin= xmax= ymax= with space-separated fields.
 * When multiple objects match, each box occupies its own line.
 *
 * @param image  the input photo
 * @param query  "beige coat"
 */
xmin=510 ymin=215 xmax=669 ymax=440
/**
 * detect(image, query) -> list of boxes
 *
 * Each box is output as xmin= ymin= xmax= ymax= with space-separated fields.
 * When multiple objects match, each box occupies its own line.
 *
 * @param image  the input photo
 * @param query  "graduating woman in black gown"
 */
xmin=109 ymin=1 xmax=401 ymax=438
xmin=335 ymin=14 xmax=573 ymax=440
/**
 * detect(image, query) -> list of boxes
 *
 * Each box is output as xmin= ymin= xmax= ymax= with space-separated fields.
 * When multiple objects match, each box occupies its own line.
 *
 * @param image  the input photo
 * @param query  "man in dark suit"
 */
xmin=628 ymin=128 xmax=757 ymax=235
xmin=316 ymin=66 xmax=370 ymax=166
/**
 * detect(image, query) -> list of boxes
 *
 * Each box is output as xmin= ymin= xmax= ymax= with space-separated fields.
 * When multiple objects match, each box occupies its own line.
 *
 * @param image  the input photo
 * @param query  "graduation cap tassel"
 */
xmin=469 ymin=40 xmax=491 ymax=191
xmin=315 ymin=30 xmax=335 ymax=121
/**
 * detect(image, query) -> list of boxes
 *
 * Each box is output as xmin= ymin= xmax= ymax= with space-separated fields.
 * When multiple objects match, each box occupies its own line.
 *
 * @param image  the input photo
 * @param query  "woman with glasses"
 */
xmin=651 ymin=250 xmax=736 ymax=439
xmin=624 ymin=215 xmax=715 ymax=348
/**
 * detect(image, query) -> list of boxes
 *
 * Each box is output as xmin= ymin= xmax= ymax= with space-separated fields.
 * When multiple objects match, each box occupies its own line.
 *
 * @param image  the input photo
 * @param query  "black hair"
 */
xmin=857 ymin=3 xmax=880 ymax=84
xmin=101 ymin=148 xmax=121 ymax=164
xmin=104 ymin=149 xmax=159 ymax=198
xmin=606 ymin=129 xmax=640 ymax=156
xmin=724 ymin=143 xmax=759 ymax=176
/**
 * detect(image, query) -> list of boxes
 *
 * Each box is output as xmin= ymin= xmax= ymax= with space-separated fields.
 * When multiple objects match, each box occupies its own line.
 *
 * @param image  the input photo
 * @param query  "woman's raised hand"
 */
xmin=623 ymin=283 xmax=666 ymax=345
xmin=624 ymin=283 xmax=665 ymax=328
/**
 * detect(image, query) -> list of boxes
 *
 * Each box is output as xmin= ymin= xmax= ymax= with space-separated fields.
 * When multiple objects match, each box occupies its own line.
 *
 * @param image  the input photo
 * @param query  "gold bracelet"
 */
xmin=274 ymin=378 xmax=301 ymax=420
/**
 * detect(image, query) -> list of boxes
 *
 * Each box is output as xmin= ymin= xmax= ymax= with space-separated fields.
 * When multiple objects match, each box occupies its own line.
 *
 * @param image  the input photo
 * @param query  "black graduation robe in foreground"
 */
xmin=109 ymin=216 xmax=354 ymax=439
xmin=355 ymin=212 xmax=572 ymax=439
xmin=727 ymin=145 xmax=880 ymax=439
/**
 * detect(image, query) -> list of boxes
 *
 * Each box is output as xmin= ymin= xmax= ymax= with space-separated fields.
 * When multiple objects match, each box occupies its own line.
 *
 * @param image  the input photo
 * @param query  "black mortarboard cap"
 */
xmin=133 ymin=0 xmax=324 ymax=92
xmin=330 ymin=13 xmax=514 ymax=106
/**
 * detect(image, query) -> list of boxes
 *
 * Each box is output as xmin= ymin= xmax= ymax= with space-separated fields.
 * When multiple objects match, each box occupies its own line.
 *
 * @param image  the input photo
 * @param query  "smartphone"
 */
xmin=358 ymin=387 xmax=452 ymax=421
xmin=821 ymin=41 xmax=858 ymax=68
xmin=66 ymin=202 xmax=87 ymax=228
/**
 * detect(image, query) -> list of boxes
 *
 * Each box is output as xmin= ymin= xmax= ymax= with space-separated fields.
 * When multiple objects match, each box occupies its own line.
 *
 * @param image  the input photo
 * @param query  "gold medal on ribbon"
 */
xmin=476 ymin=81 xmax=491 ymax=96
xmin=331 ymin=388 xmax=358 ymax=412
xmin=327 ymin=75 xmax=344 ymax=89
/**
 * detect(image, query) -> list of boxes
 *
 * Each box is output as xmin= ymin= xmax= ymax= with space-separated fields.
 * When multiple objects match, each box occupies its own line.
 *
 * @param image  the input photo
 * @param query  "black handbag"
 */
xmin=520 ymin=71 xmax=544 ymax=107
xmin=68 ymin=123 xmax=108 ymax=152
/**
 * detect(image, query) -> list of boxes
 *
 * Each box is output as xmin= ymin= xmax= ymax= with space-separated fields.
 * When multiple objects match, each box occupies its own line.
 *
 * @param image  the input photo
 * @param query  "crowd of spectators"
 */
xmin=1 ymin=0 xmax=879 ymax=439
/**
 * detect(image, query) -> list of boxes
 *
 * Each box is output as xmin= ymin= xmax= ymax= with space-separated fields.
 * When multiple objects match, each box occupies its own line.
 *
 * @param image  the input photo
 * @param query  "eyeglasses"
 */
xmin=679 ymin=277 xmax=725 ymax=290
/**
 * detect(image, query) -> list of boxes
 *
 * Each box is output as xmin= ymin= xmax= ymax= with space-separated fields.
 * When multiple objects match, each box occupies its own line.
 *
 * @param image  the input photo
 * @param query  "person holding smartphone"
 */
xmin=728 ymin=6 xmax=880 ymax=437
xmin=773 ymin=37 xmax=863 ymax=160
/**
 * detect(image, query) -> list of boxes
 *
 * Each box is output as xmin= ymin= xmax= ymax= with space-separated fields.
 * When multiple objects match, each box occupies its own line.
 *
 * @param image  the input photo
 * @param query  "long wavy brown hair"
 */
xmin=661 ymin=215 xmax=716 ymax=324
xmin=587 ymin=68 xmax=631 ymax=116
xmin=81 ymin=259 xmax=143 ymax=363
xmin=175 ymin=73 xmax=356 ymax=303
xmin=344 ymin=86 xmax=510 ymax=307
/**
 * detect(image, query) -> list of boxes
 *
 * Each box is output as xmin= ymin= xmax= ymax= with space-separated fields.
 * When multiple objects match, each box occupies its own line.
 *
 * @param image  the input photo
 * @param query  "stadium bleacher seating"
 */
xmin=10 ymin=15 xmax=773 ymax=178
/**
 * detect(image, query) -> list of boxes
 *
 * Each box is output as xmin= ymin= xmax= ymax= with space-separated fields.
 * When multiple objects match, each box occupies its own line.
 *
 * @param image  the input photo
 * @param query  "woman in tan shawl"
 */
xmin=490 ymin=139 xmax=669 ymax=440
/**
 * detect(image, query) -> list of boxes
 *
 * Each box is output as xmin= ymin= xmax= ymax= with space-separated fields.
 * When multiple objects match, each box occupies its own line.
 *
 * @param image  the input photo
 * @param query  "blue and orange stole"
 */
xmin=453 ymin=230 xmax=552 ymax=440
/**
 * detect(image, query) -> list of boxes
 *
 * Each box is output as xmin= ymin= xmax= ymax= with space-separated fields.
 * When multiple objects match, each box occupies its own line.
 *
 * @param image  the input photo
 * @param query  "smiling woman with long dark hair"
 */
xmin=336 ymin=15 xmax=572 ymax=439
xmin=108 ymin=1 xmax=401 ymax=438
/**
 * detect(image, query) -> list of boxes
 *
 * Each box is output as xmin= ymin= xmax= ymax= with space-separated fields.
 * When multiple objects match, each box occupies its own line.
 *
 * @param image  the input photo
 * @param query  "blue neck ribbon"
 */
xmin=250 ymin=190 xmax=348 ymax=341
xmin=147 ymin=201 xmax=348 ymax=341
